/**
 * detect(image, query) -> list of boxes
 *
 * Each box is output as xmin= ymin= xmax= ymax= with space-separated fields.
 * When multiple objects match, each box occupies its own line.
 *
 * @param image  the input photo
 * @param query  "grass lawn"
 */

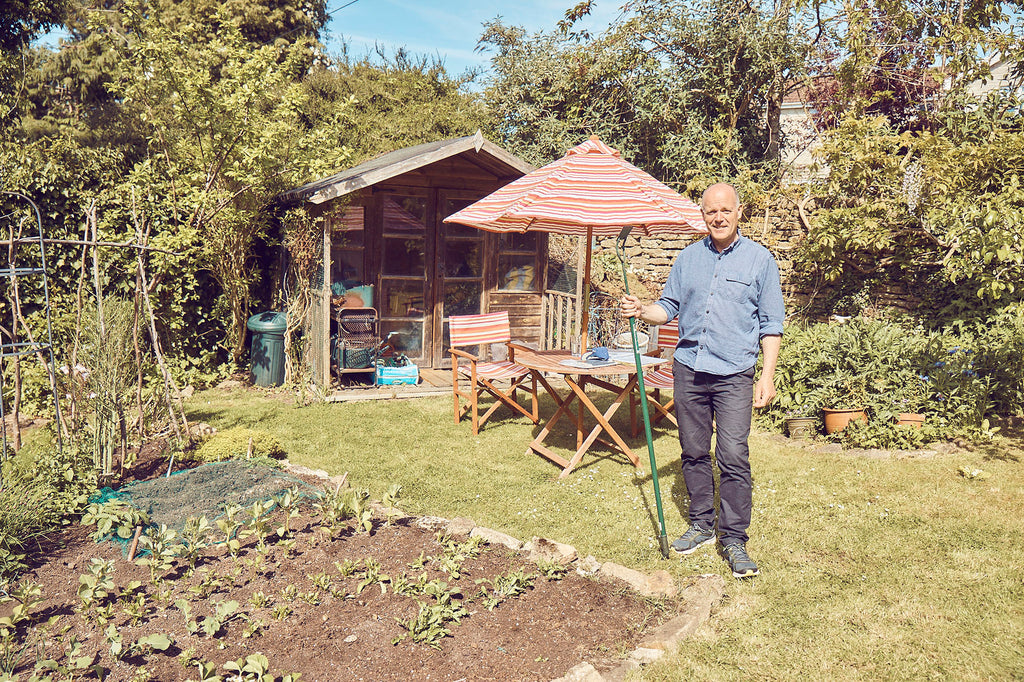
xmin=187 ymin=388 xmax=1024 ymax=681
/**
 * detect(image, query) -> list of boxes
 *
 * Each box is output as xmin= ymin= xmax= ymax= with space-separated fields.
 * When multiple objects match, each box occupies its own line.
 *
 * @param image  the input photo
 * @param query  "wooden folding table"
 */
xmin=514 ymin=348 xmax=668 ymax=478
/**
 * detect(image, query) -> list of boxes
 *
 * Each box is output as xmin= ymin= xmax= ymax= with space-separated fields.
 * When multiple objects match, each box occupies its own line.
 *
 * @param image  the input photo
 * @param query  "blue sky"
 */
xmin=34 ymin=1 xmax=626 ymax=78
xmin=322 ymin=0 xmax=626 ymax=77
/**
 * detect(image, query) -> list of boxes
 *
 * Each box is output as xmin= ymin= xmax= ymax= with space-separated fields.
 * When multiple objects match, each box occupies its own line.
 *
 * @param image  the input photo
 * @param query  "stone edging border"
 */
xmin=287 ymin=464 xmax=727 ymax=682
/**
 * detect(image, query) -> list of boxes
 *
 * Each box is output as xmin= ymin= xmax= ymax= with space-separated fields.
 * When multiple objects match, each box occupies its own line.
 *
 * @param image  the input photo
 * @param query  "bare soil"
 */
xmin=7 ymin=444 xmax=680 ymax=681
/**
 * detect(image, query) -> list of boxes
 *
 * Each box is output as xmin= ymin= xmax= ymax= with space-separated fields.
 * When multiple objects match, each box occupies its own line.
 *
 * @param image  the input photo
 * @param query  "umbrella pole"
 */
xmin=616 ymin=226 xmax=670 ymax=559
xmin=579 ymin=226 xmax=593 ymax=357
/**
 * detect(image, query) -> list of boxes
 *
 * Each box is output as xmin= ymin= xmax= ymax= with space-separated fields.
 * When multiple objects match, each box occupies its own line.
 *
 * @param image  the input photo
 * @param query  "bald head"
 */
xmin=701 ymin=183 xmax=741 ymax=211
xmin=700 ymin=183 xmax=742 ymax=251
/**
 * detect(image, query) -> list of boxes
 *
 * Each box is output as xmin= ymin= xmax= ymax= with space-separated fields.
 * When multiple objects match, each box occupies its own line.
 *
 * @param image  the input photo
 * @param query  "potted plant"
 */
xmin=822 ymin=375 xmax=868 ymax=434
xmin=784 ymin=409 xmax=817 ymax=440
xmin=891 ymin=375 xmax=927 ymax=428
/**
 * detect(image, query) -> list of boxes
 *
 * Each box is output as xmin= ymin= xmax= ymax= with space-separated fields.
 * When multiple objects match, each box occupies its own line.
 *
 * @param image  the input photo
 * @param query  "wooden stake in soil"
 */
xmin=127 ymin=525 xmax=143 ymax=561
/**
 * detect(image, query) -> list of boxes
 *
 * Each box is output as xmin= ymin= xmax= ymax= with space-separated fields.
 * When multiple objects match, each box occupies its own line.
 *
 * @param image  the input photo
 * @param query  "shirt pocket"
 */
xmin=722 ymin=275 xmax=753 ymax=303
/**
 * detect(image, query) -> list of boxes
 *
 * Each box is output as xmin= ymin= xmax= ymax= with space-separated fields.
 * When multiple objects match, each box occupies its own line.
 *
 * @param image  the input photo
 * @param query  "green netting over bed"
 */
xmin=88 ymin=460 xmax=323 ymax=548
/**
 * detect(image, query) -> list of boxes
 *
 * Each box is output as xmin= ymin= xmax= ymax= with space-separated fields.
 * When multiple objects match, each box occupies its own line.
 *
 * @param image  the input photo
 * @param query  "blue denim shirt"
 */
xmin=653 ymin=234 xmax=784 ymax=376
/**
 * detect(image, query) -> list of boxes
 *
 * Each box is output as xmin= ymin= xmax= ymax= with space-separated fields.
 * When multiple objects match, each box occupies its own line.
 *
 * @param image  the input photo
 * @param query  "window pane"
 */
xmin=498 ymin=254 xmax=538 ymax=291
xmin=380 ymin=279 xmax=425 ymax=318
xmin=444 ymin=240 xmax=482 ymax=277
xmin=383 ymin=196 xmax=426 ymax=234
xmin=499 ymin=232 xmax=537 ymax=251
xmin=380 ymin=320 xmax=423 ymax=359
xmin=331 ymin=249 xmax=363 ymax=286
xmin=444 ymin=281 xmax=482 ymax=317
xmin=443 ymin=198 xmax=478 ymax=237
xmin=332 ymin=206 xmax=365 ymax=247
xmin=382 ymin=237 xmax=425 ymax=276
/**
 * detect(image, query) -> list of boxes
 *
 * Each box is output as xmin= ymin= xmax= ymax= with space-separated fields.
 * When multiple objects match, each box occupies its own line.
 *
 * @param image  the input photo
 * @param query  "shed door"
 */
xmin=434 ymin=191 xmax=486 ymax=367
xmin=375 ymin=189 xmax=488 ymax=369
xmin=377 ymin=191 xmax=431 ymax=366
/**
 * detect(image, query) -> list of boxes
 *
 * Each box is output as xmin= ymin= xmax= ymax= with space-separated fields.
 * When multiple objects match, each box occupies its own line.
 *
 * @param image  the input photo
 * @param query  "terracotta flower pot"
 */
xmin=785 ymin=417 xmax=816 ymax=440
xmin=822 ymin=408 xmax=867 ymax=434
xmin=896 ymin=412 xmax=925 ymax=429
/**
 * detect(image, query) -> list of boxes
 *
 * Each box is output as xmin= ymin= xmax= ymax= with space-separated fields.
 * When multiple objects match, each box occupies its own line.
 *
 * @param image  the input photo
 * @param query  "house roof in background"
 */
xmin=280 ymin=131 xmax=535 ymax=205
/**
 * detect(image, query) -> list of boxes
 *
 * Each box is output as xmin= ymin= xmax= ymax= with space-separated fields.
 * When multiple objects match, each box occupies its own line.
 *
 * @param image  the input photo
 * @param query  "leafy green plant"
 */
xmin=535 ymin=559 xmax=569 ymax=580
xmin=240 ymin=500 xmax=273 ymax=550
xmin=77 ymin=559 xmax=115 ymax=614
xmin=381 ymin=483 xmax=403 ymax=526
xmin=308 ymin=573 xmax=332 ymax=592
xmin=0 ymin=483 xmax=65 ymax=583
xmin=392 ymin=594 xmax=468 ymax=649
xmin=223 ymin=653 xmax=273 ymax=682
xmin=180 ymin=515 xmax=214 ymax=572
xmin=201 ymin=600 xmax=241 ymax=638
xmin=476 ymin=568 xmax=536 ymax=611
xmin=175 ymin=599 xmax=201 ymax=636
xmin=81 ymin=498 xmax=150 ymax=542
xmin=356 ymin=558 xmax=389 ymax=595
xmin=242 ymin=617 xmax=264 ymax=639
xmin=122 ymin=592 xmax=152 ymax=626
xmin=248 ymin=591 xmax=272 ymax=609
xmin=35 ymin=635 xmax=101 ymax=680
xmin=298 ymin=591 xmax=321 ymax=606
xmin=272 ymin=487 xmax=301 ymax=539
xmin=0 ymin=580 xmax=42 ymax=673
xmin=188 ymin=568 xmax=226 ymax=599
xmin=333 ymin=559 xmax=362 ymax=577
xmin=346 ymin=488 xmax=373 ymax=534
xmin=190 ymin=659 xmax=223 ymax=682
xmin=313 ymin=486 xmax=350 ymax=538
xmin=216 ymin=504 xmax=245 ymax=557
xmin=763 ymin=316 xmax=1002 ymax=444
xmin=136 ymin=524 xmax=182 ymax=585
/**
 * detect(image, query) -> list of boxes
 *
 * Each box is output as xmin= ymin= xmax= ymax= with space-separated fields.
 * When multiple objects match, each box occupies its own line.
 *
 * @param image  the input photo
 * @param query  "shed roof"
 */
xmin=281 ymin=131 xmax=535 ymax=205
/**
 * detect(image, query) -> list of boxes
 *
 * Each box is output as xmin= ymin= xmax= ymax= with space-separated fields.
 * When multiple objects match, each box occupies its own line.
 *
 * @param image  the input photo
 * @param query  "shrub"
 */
xmin=763 ymin=315 xmax=1000 ymax=446
xmin=0 ymin=439 xmax=97 ymax=585
xmin=191 ymin=427 xmax=286 ymax=463
xmin=6 ymin=436 xmax=97 ymax=518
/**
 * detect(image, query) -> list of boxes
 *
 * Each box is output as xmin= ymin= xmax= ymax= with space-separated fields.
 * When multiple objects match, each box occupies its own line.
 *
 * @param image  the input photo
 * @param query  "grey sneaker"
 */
xmin=721 ymin=541 xmax=759 ymax=578
xmin=670 ymin=524 xmax=716 ymax=555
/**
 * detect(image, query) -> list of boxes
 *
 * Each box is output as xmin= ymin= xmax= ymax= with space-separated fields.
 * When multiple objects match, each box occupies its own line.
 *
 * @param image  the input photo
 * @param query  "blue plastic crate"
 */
xmin=375 ymin=363 xmax=418 ymax=385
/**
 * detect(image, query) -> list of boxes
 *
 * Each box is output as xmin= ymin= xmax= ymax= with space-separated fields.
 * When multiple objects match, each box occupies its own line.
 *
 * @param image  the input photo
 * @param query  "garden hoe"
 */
xmin=615 ymin=224 xmax=670 ymax=559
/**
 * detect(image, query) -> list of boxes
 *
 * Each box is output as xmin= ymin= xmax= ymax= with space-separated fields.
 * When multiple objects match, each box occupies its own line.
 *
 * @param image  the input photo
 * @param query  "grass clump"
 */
xmin=191 ymin=427 xmax=285 ymax=464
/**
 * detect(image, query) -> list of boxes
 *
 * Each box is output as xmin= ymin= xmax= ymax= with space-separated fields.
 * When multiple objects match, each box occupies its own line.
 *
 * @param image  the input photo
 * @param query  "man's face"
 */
xmin=701 ymin=185 xmax=741 ymax=250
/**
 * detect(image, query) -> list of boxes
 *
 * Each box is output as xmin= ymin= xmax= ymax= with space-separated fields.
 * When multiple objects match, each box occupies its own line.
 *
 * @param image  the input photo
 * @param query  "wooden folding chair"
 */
xmin=630 ymin=319 xmax=679 ymax=437
xmin=449 ymin=311 xmax=539 ymax=435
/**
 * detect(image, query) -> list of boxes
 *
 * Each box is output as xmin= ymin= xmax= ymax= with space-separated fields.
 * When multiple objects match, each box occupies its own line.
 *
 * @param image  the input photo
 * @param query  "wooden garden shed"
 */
xmin=280 ymin=132 xmax=546 ymax=386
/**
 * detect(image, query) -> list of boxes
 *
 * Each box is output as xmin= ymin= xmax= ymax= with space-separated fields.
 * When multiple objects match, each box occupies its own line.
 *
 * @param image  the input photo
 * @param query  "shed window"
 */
xmin=497 ymin=231 xmax=539 ymax=291
xmin=330 ymin=205 xmax=365 ymax=287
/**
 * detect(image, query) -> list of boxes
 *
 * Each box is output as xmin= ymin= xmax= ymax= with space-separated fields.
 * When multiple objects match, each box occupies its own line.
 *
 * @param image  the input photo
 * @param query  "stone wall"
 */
xmin=591 ymin=197 xmax=922 ymax=321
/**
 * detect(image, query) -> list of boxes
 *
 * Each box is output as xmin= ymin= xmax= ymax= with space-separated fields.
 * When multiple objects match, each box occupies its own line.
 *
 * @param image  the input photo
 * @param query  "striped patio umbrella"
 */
xmin=443 ymin=135 xmax=708 ymax=352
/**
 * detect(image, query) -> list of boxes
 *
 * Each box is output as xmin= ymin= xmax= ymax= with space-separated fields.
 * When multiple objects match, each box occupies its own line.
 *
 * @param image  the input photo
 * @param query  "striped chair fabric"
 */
xmin=448 ymin=312 xmax=538 ymax=435
xmin=631 ymin=319 xmax=679 ymax=437
xmin=642 ymin=322 xmax=679 ymax=390
xmin=449 ymin=311 xmax=513 ymax=347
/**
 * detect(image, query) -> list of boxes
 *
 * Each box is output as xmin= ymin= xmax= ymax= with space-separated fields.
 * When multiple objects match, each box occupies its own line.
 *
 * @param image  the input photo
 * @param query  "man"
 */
xmin=620 ymin=182 xmax=784 ymax=578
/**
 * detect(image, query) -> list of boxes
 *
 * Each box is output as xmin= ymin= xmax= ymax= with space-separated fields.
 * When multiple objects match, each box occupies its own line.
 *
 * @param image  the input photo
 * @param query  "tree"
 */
xmin=798 ymin=0 xmax=1024 ymax=315
xmin=306 ymin=47 xmax=491 ymax=165
xmin=0 ymin=0 xmax=69 ymax=53
xmin=479 ymin=0 xmax=813 ymax=191
xmin=100 ymin=7 xmax=354 ymax=362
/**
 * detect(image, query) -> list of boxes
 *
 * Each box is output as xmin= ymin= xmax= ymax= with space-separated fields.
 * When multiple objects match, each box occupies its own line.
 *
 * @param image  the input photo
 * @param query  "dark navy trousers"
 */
xmin=672 ymin=360 xmax=756 ymax=544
